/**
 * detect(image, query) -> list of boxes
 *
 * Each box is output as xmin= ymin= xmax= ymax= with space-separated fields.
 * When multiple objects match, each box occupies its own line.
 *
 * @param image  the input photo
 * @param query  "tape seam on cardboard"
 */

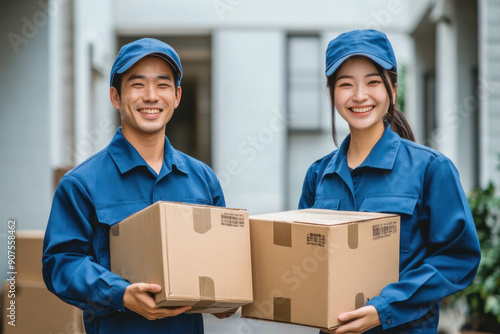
xmin=192 ymin=276 xmax=216 ymax=308
xmin=193 ymin=207 xmax=212 ymax=234
xmin=273 ymin=297 xmax=291 ymax=322
xmin=355 ymin=292 xmax=365 ymax=309
xmin=273 ymin=221 xmax=291 ymax=247
xmin=111 ymin=224 xmax=119 ymax=237
xmin=348 ymin=224 xmax=358 ymax=249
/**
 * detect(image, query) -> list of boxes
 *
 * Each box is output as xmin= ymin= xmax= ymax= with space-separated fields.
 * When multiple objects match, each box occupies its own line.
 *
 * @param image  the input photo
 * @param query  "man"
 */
xmin=43 ymin=38 xmax=232 ymax=333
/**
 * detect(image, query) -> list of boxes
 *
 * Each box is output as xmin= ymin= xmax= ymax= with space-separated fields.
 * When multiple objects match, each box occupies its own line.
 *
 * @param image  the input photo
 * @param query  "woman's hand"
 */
xmin=321 ymin=305 xmax=381 ymax=334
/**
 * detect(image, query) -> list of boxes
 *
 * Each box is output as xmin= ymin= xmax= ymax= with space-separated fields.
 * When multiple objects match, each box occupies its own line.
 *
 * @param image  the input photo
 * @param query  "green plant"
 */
xmin=460 ymin=182 xmax=500 ymax=331
xmin=396 ymin=64 xmax=406 ymax=112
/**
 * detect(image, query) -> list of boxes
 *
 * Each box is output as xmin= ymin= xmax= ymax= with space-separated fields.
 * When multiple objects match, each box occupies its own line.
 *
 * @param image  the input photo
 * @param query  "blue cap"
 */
xmin=110 ymin=38 xmax=183 ymax=87
xmin=325 ymin=29 xmax=397 ymax=77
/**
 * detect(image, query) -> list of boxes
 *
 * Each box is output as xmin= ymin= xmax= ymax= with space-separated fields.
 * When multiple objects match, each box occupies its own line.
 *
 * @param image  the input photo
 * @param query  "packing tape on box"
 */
xmin=273 ymin=221 xmax=292 ymax=247
xmin=273 ymin=297 xmax=291 ymax=322
xmin=111 ymin=224 xmax=119 ymax=237
xmin=192 ymin=276 xmax=216 ymax=308
xmin=193 ymin=207 xmax=212 ymax=234
xmin=348 ymin=224 xmax=359 ymax=249
xmin=355 ymin=292 xmax=365 ymax=309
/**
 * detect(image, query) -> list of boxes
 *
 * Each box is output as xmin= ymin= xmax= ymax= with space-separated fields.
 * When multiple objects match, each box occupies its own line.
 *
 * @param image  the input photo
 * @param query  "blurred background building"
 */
xmin=1 ymin=0 xmax=499 ymax=333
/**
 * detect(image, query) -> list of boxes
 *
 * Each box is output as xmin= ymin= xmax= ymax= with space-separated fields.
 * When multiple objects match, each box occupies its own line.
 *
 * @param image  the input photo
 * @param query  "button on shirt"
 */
xmin=300 ymin=126 xmax=480 ymax=333
xmin=42 ymin=128 xmax=225 ymax=334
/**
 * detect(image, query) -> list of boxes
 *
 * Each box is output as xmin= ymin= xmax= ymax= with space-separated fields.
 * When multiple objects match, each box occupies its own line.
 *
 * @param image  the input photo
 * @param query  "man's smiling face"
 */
xmin=110 ymin=55 xmax=182 ymax=138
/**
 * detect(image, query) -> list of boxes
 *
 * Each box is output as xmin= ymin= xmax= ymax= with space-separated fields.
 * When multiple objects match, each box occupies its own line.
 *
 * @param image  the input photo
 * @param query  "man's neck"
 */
xmin=122 ymin=127 xmax=165 ymax=174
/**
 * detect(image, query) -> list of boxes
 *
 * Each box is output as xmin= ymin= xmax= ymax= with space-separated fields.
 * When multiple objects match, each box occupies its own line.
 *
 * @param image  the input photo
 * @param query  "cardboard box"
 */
xmin=241 ymin=209 xmax=400 ymax=330
xmin=109 ymin=201 xmax=253 ymax=313
xmin=2 ymin=281 xmax=84 ymax=334
xmin=13 ymin=230 xmax=45 ymax=283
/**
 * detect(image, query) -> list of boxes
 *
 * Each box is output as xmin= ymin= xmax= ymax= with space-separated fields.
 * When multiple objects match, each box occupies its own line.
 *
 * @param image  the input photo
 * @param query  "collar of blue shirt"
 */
xmin=324 ymin=125 xmax=401 ymax=175
xmin=107 ymin=127 xmax=189 ymax=176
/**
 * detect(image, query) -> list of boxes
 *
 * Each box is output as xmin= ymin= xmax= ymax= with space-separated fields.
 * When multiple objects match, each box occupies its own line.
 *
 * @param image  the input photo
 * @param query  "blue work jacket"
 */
xmin=299 ymin=126 xmax=480 ymax=333
xmin=43 ymin=128 xmax=225 ymax=334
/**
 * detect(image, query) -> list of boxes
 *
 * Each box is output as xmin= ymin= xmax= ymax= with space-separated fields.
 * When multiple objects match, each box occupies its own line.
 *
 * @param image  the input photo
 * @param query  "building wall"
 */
xmin=407 ymin=0 xmax=485 ymax=193
xmin=455 ymin=0 xmax=479 ymax=191
xmin=0 ymin=0 xmax=53 ymax=282
xmin=113 ymin=0 xmax=409 ymax=32
xmin=212 ymin=30 xmax=287 ymax=214
xmin=0 ymin=3 xmax=53 ymax=235
xmin=479 ymin=0 xmax=500 ymax=187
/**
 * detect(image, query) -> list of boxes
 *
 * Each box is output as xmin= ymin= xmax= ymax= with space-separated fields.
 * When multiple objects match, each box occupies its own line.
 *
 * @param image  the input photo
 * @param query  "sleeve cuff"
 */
xmin=109 ymin=279 xmax=131 ymax=312
xmin=366 ymin=296 xmax=394 ymax=329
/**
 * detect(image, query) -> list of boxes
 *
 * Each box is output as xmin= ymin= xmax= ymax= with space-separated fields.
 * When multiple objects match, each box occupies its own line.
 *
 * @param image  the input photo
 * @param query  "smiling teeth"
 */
xmin=139 ymin=109 xmax=160 ymax=114
xmin=351 ymin=106 xmax=374 ymax=113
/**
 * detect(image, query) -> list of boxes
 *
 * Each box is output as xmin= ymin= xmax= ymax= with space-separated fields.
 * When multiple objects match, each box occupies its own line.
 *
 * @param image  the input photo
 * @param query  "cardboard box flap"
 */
xmin=251 ymin=209 xmax=397 ymax=227
xmin=157 ymin=200 xmax=246 ymax=212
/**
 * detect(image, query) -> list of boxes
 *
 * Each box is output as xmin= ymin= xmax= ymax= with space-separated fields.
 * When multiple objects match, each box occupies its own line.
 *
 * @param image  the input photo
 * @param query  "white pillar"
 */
xmin=431 ymin=0 xmax=459 ymax=163
xmin=73 ymin=0 xmax=116 ymax=164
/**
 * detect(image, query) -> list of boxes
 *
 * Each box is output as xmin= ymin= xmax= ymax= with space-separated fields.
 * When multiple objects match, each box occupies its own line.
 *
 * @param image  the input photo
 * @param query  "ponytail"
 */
xmin=378 ymin=65 xmax=415 ymax=142
xmin=385 ymin=107 xmax=415 ymax=142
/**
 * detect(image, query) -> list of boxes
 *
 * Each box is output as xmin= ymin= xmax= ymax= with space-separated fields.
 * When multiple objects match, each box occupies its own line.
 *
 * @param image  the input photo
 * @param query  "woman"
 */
xmin=299 ymin=29 xmax=481 ymax=333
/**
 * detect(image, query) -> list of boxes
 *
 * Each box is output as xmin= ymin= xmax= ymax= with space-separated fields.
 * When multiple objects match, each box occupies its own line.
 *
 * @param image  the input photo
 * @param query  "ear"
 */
xmin=174 ymin=86 xmax=182 ymax=109
xmin=110 ymin=87 xmax=121 ymax=110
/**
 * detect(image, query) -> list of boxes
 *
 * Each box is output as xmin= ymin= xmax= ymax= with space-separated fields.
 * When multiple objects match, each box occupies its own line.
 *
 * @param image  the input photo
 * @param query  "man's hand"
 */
xmin=211 ymin=307 xmax=239 ymax=319
xmin=321 ymin=306 xmax=381 ymax=334
xmin=123 ymin=283 xmax=191 ymax=320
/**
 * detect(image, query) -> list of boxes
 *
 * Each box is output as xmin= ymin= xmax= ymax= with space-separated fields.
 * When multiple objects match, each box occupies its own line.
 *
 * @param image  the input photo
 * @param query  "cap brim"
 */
xmin=326 ymin=53 xmax=394 ymax=77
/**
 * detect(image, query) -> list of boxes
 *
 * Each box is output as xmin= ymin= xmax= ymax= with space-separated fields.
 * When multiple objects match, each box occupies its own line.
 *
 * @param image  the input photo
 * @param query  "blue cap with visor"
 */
xmin=325 ymin=29 xmax=397 ymax=77
xmin=110 ymin=38 xmax=183 ymax=87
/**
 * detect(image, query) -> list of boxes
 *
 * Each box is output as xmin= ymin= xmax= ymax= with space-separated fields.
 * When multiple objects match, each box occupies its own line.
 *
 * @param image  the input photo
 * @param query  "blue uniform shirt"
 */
xmin=43 ymin=128 xmax=225 ymax=334
xmin=299 ymin=126 xmax=480 ymax=333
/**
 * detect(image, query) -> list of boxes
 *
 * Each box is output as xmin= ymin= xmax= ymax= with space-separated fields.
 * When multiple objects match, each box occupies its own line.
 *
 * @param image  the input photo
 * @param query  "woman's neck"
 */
xmin=347 ymin=123 xmax=385 ymax=169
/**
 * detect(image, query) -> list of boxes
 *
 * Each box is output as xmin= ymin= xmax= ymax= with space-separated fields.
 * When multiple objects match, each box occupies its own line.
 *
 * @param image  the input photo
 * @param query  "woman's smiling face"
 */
xmin=333 ymin=56 xmax=395 ymax=134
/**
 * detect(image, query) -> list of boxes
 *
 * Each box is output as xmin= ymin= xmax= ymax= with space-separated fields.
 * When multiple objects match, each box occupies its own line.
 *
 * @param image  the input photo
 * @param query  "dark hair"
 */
xmin=326 ymin=59 xmax=415 ymax=146
xmin=112 ymin=73 xmax=123 ymax=97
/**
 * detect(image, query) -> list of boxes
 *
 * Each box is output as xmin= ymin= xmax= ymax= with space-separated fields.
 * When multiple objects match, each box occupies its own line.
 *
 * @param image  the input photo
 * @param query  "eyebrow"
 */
xmin=336 ymin=73 xmax=381 ymax=80
xmin=127 ymin=74 xmax=174 ymax=82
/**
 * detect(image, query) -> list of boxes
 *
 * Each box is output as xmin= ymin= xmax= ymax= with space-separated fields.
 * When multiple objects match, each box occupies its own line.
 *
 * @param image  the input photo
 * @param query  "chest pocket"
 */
xmin=95 ymin=200 xmax=149 ymax=226
xmin=177 ymin=198 xmax=213 ymax=206
xmin=94 ymin=200 xmax=149 ymax=266
xmin=312 ymin=196 xmax=341 ymax=210
xmin=359 ymin=195 xmax=418 ymax=253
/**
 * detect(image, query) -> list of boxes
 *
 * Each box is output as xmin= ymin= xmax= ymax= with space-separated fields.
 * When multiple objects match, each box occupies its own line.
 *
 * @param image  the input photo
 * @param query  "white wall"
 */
xmin=113 ymin=0 xmax=410 ymax=32
xmin=0 ymin=1 xmax=53 ymax=228
xmin=0 ymin=0 xmax=53 ymax=281
xmin=212 ymin=30 xmax=287 ymax=214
